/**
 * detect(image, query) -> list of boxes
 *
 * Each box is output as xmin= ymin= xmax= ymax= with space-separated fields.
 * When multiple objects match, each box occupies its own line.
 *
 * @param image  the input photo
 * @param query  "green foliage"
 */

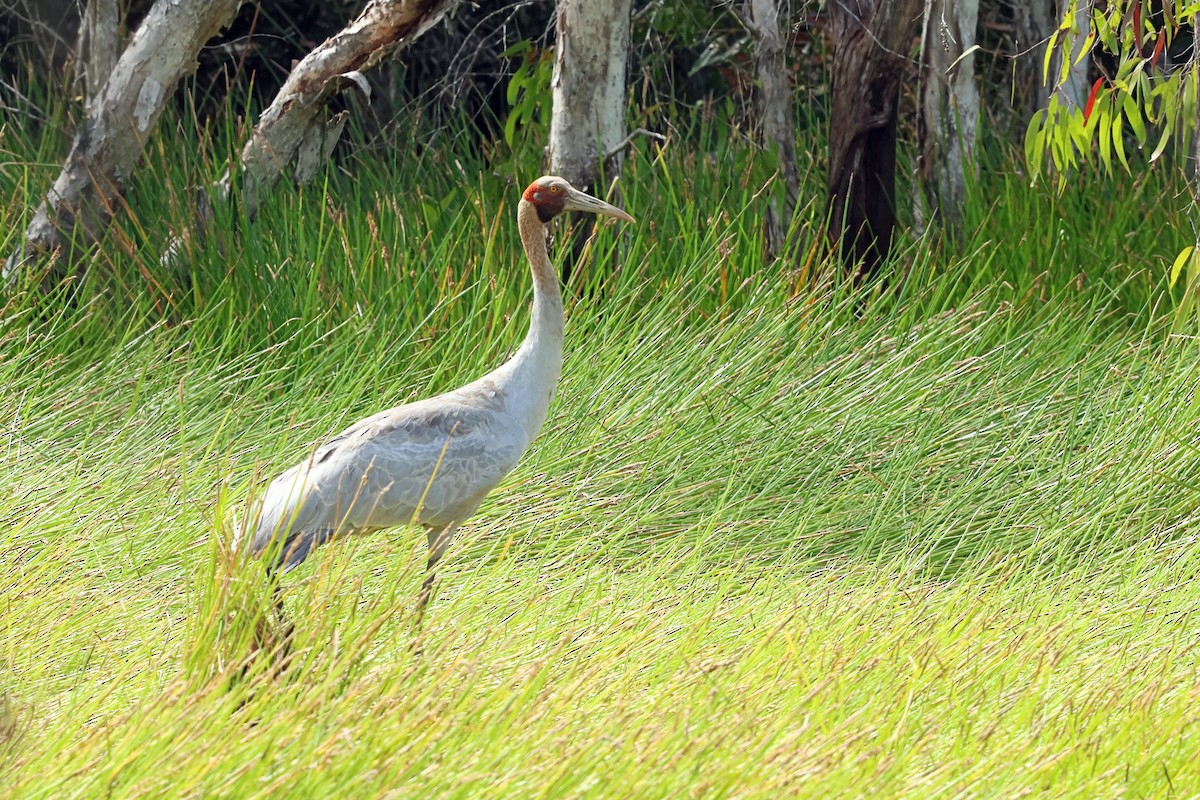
xmin=3 ymin=92 xmax=1200 ymax=797
xmin=1026 ymin=0 xmax=1200 ymax=183
xmin=501 ymin=40 xmax=555 ymax=149
xmin=629 ymin=0 xmax=750 ymax=114
xmin=1026 ymin=0 xmax=1200 ymax=328
xmin=1168 ymin=242 xmax=1200 ymax=328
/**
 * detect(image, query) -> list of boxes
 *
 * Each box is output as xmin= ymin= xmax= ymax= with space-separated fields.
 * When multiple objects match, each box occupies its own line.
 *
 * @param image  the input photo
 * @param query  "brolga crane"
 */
xmin=239 ymin=176 xmax=634 ymax=623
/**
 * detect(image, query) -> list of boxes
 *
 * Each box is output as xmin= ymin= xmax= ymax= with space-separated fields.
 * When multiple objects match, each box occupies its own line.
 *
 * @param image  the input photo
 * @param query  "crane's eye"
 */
xmin=548 ymin=185 xmax=560 ymax=193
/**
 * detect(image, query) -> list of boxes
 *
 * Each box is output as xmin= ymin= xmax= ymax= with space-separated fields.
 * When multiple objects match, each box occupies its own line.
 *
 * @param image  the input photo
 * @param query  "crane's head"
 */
xmin=522 ymin=176 xmax=636 ymax=225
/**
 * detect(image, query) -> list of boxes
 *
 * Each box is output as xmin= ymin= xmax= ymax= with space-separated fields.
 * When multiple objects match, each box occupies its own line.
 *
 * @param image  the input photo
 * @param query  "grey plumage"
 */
xmin=238 ymin=176 xmax=634 ymax=619
xmin=254 ymin=380 xmax=524 ymax=572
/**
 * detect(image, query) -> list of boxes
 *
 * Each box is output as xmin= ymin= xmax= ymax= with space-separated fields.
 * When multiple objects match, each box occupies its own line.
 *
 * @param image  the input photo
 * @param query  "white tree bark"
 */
xmin=547 ymin=0 xmax=631 ymax=193
xmin=745 ymin=0 xmax=800 ymax=261
xmin=5 ymin=0 xmax=245 ymax=286
xmin=77 ymin=0 xmax=120 ymax=101
xmin=915 ymin=0 xmax=980 ymax=232
xmin=1010 ymin=0 xmax=1056 ymax=114
xmin=1011 ymin=0 xmax=1090 ymax=112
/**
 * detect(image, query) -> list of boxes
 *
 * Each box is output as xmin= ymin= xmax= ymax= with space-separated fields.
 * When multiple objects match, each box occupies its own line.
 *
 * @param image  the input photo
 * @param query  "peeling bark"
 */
xmin=915 ymin=0 xmax=979 ymax=234
xmin=745 ymin=0 xmax=801 ymax=263
xmin=5 ymin=0 xmax=244 ymax=288
xmin=826 ymin=0 xmax=922 ymax=286
xmin=546 ymin=0 xmax=631 ymax=282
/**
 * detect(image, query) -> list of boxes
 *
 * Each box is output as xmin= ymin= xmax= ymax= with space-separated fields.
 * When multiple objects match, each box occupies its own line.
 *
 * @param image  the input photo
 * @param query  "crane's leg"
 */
xmin=272 ymin=583 xmax=295 ymax=645
xmin=415 ymin=522 xmax=460 ymax=627
xmin=239 ymin=581 xmax=294 ymax=690
xmin=250 ymin=557 xmax=294 ymax=666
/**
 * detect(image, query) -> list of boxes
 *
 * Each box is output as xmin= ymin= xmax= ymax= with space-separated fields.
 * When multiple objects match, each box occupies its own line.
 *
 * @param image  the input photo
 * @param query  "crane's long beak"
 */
xmin=564 ymin=187 xmax=636 ymax=224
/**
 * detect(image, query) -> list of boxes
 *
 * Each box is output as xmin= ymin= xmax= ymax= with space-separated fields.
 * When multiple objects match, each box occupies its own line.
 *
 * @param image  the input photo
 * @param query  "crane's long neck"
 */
xmin=502 ymin=198 xmax=564 ymax=432
xmin=518 ymin=197 xmax=564 ymax=354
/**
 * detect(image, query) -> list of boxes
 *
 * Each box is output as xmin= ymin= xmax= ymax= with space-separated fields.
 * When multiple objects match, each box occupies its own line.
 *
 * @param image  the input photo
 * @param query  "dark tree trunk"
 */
xmin=826 ymin=0 xmax=921 ymax=286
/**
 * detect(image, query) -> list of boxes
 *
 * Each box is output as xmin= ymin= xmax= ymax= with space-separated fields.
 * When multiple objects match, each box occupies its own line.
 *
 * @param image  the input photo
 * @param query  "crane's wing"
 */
xmin=248 ymin=394 xmax=525 ymax=570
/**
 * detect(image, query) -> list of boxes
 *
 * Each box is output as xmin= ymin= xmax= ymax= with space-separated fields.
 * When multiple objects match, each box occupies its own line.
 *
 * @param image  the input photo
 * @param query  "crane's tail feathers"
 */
xmin=266 ymin=528 xmax=335 ymax=575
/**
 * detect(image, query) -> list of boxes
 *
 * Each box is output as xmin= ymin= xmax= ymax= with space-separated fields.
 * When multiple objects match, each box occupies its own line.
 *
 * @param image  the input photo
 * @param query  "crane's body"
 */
xmin=240 ymin=176 xmax=633 ymax=617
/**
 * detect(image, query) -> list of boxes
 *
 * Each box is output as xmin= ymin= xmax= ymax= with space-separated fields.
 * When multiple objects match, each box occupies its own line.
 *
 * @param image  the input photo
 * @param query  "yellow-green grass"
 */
xmin=2 ymin=104 xmax=1199 ymax=798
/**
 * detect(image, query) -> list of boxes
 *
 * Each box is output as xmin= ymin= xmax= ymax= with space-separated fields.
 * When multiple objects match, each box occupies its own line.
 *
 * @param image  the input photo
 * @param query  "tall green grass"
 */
xmin=2 ymin=98 xmax=1199 ymax=798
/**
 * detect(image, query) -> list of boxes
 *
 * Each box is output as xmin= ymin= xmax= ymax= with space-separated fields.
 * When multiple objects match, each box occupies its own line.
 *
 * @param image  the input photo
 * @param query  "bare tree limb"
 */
xmin=160 ymin=0 xmax=459 ymax=272
xmin=231 ymin=0 xmax=458 ymax=216
xmin=602 ymin=128 xmax=666 ymax=162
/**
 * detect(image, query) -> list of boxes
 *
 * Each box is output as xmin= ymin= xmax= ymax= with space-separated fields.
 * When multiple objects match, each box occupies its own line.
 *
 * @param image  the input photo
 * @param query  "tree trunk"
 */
xmin=5 ymin=0 xmax=245 ymax=289
xmin=1010 ymin=1 xmax=1091 ymax=114
xmin=1009 ymin=0 xmax=1056 ymax=116
xmin=546 ymin=0 xmax=632 ymax=283
xmin=745 ymin=0 xmax=801 ymax=263
xmin=1192 ymin=23 xmax=1200 ymax=195
xmin=826 ymin=0 xmax=922 ymax=286
xmin=915 ymin=0 xmax=980 ymax=234
xmin=77 ymin=0 xmax=120 ymax=101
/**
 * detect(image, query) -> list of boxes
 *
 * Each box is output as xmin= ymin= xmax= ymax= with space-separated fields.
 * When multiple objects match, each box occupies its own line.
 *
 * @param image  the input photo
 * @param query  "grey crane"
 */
xmin=239 ymin=176 xmax=634 ymax=621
